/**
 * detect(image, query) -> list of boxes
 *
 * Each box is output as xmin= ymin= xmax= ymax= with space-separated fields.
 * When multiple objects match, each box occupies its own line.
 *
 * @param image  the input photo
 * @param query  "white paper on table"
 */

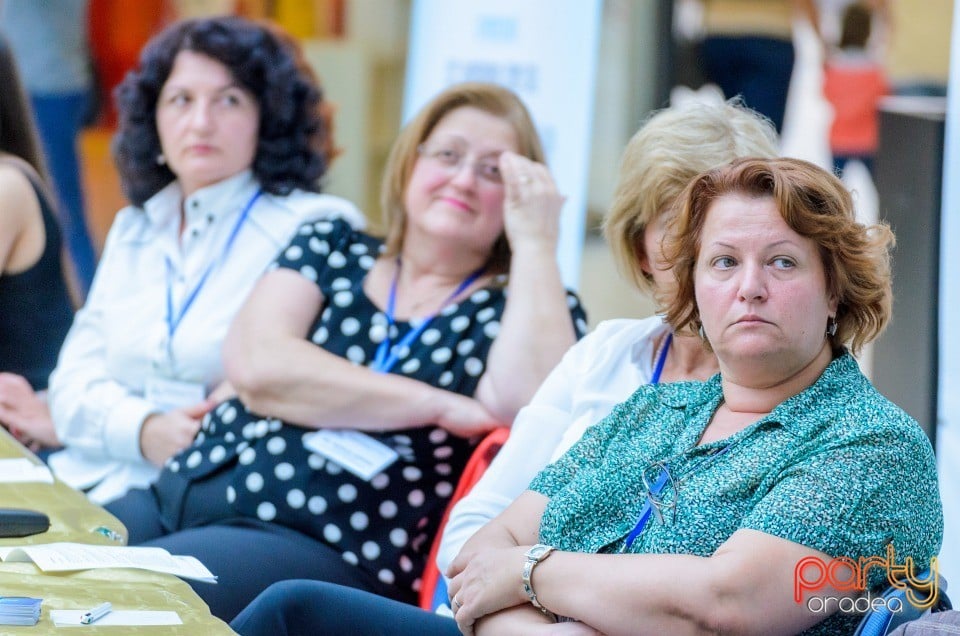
xmin=50 ymin=610 xmax=182 ymax=627
xmin=0 ymin=542 xmax=217 ymax=583
xmin=0 ymin=458 xmax=54 ymax=483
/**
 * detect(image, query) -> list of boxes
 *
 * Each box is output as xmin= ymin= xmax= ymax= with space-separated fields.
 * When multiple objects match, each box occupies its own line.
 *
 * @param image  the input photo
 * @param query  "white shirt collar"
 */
xmin=142 ymin=170 xmax=257 ymax=228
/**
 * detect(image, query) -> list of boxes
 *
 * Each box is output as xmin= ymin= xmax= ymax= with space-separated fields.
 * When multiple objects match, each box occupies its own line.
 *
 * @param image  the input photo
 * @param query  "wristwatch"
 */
xmin=522 ymin=543 xmax=556 ymax=614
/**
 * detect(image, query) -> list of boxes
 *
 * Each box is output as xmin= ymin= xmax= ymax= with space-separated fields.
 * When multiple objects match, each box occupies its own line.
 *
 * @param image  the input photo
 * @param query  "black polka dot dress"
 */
xmin=166 ymin=218 xmax=587 ymax=599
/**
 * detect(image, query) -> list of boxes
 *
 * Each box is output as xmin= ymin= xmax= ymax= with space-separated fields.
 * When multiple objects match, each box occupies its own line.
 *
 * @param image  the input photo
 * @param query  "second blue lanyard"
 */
xmin=371 ymin=259 xmax=484 ymax=374
xmin=164 ymin=189 xmax=262 ymax=352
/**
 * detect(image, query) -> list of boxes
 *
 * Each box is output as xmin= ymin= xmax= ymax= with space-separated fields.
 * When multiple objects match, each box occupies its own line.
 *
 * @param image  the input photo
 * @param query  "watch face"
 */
xmin=526 ymin=544 xmax=552 ymax=560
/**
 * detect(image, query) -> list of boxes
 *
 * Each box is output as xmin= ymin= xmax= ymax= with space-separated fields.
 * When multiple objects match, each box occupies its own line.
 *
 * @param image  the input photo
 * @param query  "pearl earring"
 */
xmin=156 ymin=153 xmax=167 ymax=166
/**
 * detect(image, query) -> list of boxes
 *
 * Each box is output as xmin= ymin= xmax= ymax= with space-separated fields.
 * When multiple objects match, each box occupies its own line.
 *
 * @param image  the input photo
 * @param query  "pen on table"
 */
xmin=80 ymin=602 xmax=112 ymax=625
xmin=93 ymin=526 xmax=124 ymax=542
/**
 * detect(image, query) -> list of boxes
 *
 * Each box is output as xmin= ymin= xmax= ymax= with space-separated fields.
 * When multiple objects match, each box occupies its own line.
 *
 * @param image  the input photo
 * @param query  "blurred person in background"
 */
xmin=0 ymin=0 xmax=99 ymax=295
xmin=823 ymin=1 xmax=889 ymax=181
xmin=0 ymin=33 xmax=74 ymax=451
xmin=697 ymin=0 xmax=822 ymax=133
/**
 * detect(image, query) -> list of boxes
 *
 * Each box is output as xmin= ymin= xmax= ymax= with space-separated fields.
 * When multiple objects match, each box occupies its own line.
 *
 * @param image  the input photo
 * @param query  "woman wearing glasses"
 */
xmin=446 ymin=158 xmax=941 ymax=636
xmin=436 ymin=99 xmax=778 ymax=579
xmin=106 ymin=81 xmax=586 ymax=621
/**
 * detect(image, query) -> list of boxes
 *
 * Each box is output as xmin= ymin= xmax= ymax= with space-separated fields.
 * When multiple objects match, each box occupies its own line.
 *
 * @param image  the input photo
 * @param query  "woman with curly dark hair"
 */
xmin=7 ymin=16 xmax=364 ymax=504
xmin=106 ymin=81 xmax=587 ymax=622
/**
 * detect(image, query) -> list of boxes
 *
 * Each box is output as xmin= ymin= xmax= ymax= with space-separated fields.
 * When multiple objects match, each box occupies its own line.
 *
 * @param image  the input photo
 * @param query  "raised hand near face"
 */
xmin=499 ymin=152 xmax=565 ymax=253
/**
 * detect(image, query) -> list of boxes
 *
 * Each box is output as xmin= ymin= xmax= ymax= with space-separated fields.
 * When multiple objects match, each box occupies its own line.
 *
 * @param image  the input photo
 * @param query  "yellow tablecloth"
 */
xmin=0 ymin=430 xmax=235 ymax=634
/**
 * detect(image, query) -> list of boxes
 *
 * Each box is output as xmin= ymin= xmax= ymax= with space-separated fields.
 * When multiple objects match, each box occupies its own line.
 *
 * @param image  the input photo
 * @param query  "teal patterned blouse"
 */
xmin=530 ymin=353 xmax=942 ymax=636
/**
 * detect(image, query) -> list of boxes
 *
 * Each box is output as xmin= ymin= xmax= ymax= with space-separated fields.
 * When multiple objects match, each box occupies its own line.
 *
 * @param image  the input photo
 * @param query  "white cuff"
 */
xmin=103 ymin=397 xmax=157 ymax=463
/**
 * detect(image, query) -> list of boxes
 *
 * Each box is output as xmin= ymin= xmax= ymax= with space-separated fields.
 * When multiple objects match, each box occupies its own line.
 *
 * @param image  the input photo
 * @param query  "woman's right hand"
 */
xmin=139 ymin=399 xmax=216 ymax=466
xmin=435 ymin=393 xmax=501 ymax=438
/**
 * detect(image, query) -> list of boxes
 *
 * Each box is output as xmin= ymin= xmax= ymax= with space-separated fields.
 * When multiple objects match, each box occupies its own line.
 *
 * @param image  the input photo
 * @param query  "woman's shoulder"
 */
xmin=289 ymin=214 xmax=382 ymax=253
xmin=100 ymin=201 xmax=154 ymax=245
xmin=586 ymin=316 xmax=667 ymax=344
xmin=0 ymin=160 xmax=37 ymax=200
xmin=563 ymin=316 xmax=668 ymax=368
xmin=276 ymin=215 xmax=383 ymax=288
xmin=818 ymin=354 xmax=932 ymax=449
xmin=0 ymin=161 xmax=42 ymax=227
xmin=270 ymin=190 xmax=366 ymax=230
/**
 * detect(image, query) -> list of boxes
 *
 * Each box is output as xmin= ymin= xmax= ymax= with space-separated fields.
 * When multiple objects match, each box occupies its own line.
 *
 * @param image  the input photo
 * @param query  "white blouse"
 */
xmin=47 ymin=170 xmax=364 ymax=503
xmin=436 ymin=316 xmax=670 ymax=573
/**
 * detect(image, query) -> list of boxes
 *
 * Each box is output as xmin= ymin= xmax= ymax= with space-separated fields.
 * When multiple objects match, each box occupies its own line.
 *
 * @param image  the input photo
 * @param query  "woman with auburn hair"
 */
xmin=436 ymin=98 xmax=779 ymax=576
xmin=106 ymin=81 xmax=585 ymax=621
xmin=445 ymin=157 xmax=939 ymax=636
xmin=232 ymin=100 xmax=782 ymax=636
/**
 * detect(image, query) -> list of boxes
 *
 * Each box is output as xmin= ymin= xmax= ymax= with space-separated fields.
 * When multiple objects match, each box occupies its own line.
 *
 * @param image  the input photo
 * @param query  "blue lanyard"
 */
xmin=621 ymin=334 xmax=672 ymax=546
xmin=650 ymin=332 xmax=673 ymax=384
xmin=622 ymin=443 xmax=732 ymax=550
xmin=371 ymin=259 xmax=484 ymax=374
xmin=164 ymin=189 xmax=262 ymax=347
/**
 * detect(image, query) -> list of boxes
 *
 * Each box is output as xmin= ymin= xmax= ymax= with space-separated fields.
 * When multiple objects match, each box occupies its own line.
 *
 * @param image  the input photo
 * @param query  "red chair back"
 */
xmin=418 ymin=427 xmax=510 ymax=610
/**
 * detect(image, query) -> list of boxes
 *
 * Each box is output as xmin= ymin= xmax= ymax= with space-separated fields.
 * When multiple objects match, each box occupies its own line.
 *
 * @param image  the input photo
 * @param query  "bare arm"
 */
xmin=0 ymin=165 xmax=56 ymax=449
xmin=474 ymin=152 xmax=579 ymax=422
xmin=454 ymin=508 xmax=849 ymax=636
xmin=0 ymin=374 xmax=58 ymax=450
xmin=795 ymin=0 xmax=822 ymax=40
xmin=0 ymin=163 xmax=40 ymax=275
xmin=523 ymin=529 xmax=846 ymax=636
xmin=223 ymin=268 xmax=498 ymax=437
xmin=446 ymin=491 xmax=548 ymax=635
xmin=449 ymin=488 xmax=849 ymax=636
xmin=437 ymin=346 xmax=582 ymax=573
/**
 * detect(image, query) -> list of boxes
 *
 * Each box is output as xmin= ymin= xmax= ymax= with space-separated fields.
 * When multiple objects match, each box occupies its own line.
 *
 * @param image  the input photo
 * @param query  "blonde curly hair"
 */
xmin=603 ymin=98 xmax=778 ymax=295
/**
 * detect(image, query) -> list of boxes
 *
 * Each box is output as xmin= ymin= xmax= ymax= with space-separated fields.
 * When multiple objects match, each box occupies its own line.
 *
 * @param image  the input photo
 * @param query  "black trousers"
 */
xmin=105 ymin=472 xmax=394 ymax=622
xmin=231 ymin=579 xmax=460 ymax=636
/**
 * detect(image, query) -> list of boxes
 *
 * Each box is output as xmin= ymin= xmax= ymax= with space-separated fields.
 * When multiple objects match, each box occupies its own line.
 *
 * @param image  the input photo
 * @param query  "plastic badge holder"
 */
xmin=0 ymin=508 xmax=50 ymax=538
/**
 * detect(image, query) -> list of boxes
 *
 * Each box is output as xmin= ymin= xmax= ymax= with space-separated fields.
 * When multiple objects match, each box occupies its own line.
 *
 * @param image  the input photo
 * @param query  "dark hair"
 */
xmin=0 ymin=33 xmax=52 ymax=185
xmin=840 ymin=2 xmax=872 ymax=50
xmin=663 ymin=157 xmax=895 ymax=355
xmin=112 ymin=16 xmax=337 ymax=206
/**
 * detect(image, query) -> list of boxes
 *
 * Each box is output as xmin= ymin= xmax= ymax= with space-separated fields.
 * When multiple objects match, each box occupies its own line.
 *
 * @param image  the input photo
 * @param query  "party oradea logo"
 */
xmin=794 ymin=544 xmax=938 ymax=614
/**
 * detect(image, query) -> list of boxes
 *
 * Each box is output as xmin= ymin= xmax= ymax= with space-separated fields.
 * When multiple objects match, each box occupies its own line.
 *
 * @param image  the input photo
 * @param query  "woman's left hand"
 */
xmin=499 ymin=152 xmax=564 ymax=253
xmin=0 ymin=373 xmax=60 ymax=451
xmin=448 ymin=544 xmax=530 ymax=636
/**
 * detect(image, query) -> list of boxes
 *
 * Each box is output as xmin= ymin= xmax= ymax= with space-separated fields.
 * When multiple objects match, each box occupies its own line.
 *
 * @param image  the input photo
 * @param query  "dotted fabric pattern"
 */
xmin=169 ymin=218 xmax=587 ymax=597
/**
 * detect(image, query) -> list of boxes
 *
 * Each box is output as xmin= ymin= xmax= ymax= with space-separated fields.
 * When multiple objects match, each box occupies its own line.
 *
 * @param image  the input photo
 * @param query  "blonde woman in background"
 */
xmin=437 ymin=98 xmax=779 ymax=578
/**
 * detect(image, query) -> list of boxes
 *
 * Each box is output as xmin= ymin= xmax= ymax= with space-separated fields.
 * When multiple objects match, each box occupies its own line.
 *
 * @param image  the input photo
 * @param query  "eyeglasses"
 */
xmin=642 ymin=461 xmax=678 ymax=525
xmin=622 ymin=444 xmax=734 ymax=552
xmin=416 ymin=141 xmax=503 ymax=185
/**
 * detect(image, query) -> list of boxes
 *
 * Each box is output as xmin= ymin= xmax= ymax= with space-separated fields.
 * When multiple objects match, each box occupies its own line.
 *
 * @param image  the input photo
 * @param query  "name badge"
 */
xmin=302 ymin=430 xmax=399 ymax=481
xmin=144 ymin=377 xmax=206 ymax=412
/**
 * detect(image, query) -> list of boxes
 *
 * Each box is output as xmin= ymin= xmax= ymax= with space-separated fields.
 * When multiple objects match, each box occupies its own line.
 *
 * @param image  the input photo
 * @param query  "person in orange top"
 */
xmin=823 ymin=1 xmax=890 ymax=180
